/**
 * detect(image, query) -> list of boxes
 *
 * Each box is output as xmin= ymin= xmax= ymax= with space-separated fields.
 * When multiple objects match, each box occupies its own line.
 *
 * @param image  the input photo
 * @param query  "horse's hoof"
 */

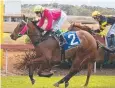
xmin=31 ymin=79 xmax=35 ymax=85
xmin=65 ymin=82 xmax=69 ymax=88
xmin=84 ymin=84 xmax=88 ymax=87
xmin=81 ymin=84 xmax=88 ymax=88
xmin=53 ymin=83 xmax=59 ymax=87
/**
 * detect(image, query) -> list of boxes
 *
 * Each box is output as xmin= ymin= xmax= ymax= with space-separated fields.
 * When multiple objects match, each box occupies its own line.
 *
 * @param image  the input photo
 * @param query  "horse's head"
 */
xmin=10 ymin=15 xmax=42 ymax=40
xmin=10 ymin=15 xmax=26 ymax=40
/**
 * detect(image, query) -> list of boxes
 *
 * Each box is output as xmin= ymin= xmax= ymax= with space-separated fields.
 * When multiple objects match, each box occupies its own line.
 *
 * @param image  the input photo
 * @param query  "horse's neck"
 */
xmin=27 ymin=28 xmax=41 ymax=46
xmin=76 ymin=25 xmax=86 ymax=30
xmin=28 ymin=35 xmax=39 ymax=44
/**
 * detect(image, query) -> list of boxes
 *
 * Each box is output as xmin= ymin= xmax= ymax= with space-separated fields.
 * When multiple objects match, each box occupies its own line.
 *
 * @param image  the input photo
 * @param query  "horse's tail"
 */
xmin=96 ymin=40 xmax=115 ymax=53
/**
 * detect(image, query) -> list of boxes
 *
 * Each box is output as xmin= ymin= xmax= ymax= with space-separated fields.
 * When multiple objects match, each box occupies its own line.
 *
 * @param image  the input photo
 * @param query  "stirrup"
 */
xmin=59 ymin=39 xmax=66 ymax=46
xmin=61 ymin=59 xmax=66 ymax=63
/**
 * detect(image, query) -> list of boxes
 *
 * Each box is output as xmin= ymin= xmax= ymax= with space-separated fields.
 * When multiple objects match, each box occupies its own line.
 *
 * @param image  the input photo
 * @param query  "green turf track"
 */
xmin=1 ymin=75 xmax=115 ymax=88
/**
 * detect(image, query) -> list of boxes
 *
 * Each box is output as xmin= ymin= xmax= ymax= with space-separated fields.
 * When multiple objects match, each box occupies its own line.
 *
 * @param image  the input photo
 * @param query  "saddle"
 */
xmin=43 ymin=31 xmax=67 ymax=62
xmin=31 ymin=21 xmax=69 ymax=62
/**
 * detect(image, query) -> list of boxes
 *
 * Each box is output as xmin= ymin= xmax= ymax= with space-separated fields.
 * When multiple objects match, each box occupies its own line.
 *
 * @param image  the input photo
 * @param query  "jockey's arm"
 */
xmin=98 ymin=21 xmax=108 ymax=37
xmin=45 ymin=10 xmax=53 ymax=31
xmin=100 ymin=21 xmax=107 ymax=30
xmin=37 ymin=16 xmax=45 ymax=28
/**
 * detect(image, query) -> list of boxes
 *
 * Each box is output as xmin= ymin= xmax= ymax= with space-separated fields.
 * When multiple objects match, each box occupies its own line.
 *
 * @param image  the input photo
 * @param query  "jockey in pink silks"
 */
xmin=20 ymin=5 xmax=67 ymax=46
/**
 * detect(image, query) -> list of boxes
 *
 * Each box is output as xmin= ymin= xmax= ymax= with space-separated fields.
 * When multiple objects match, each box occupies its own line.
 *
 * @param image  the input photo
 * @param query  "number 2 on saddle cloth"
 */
xmin=62 ymin=31 xmax=81 ymax=51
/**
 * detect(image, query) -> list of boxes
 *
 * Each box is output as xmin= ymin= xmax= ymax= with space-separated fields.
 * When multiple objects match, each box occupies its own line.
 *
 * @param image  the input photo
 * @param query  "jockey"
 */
xmin=92 ymin=11 xmax=115 ymax=47
xmin=33 ymin=5 xmax=67 ymax=46
xmin=92 ymin=11 xmax=115 ymax=65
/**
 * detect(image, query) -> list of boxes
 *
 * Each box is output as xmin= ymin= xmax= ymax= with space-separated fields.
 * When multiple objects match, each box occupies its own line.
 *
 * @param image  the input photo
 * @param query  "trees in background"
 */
xmin=22 ymin=4 xmax=115 ymax=16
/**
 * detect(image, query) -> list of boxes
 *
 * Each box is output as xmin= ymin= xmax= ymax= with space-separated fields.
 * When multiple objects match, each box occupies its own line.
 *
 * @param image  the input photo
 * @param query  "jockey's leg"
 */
xmin=106 ymin=36 xmax=111 ymax=47
xmin=103 ymin=36 xmax=110 ymax=64
xmin=52 ymin=12 xmax=67 ymax=63
xmin=54 ymin=30 xmax=66 ymax=46
xmin=53 ymin=11 xmax=67 ymax=45
xmin=103 ymin=50 xmax=110 ymax=64
xmin=107 ymin=23 xmax=115 ymax=47
xmin=110 ymin=34 xmax=115 ymax=47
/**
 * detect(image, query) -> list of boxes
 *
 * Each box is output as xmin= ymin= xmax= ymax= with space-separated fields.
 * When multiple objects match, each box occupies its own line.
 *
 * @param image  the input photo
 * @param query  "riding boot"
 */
xmin=103 ymin=51 xmax=110 ymax=65
xmin=110 ymin=34 xmax=115 ymax=48
xmin=60 ymin=46 xmax=66 ymax=63
xmin=59 ymin=35 xmax=66 ymax=46
xmin=55 ymin=30 xmax=65 ymax=46
xmin=55 ymin=30 xmax=66 ymax=62
xmin=107 ymin=36 xmax=111 ymax=47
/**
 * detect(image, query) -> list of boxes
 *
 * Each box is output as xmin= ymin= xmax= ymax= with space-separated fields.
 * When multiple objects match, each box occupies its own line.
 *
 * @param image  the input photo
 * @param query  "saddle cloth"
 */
xmin=62 ymin=31 xmax=81 ymax=50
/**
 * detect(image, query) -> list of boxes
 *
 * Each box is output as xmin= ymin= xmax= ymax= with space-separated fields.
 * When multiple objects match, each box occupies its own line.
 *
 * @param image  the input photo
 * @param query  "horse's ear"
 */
xmin=69 ymin=21 xmax=72 ymax=24
xmin=22 ymin=14 xmax=26 ymax=21
xmin=69 ymin=21 xmax=75 ymax=25
xmin=73 ymin=22 xmax=76 ymax=26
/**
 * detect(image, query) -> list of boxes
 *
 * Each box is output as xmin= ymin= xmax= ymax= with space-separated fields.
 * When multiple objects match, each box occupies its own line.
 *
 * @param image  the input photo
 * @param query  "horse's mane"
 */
xmin=31 ymin=20 xmax=44 ymax=32
xmin=69 ymin=23 xmax=93 ymax=35
xmin=71 ymin=23 xmax=91 ymax=30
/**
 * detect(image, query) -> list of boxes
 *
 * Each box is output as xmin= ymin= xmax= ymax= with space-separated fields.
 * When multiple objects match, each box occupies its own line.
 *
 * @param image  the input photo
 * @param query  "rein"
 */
xmin=18 ymin=20 xmax=41 ymax=37
xmin=18 ymin=20 xmax=42 ymax=46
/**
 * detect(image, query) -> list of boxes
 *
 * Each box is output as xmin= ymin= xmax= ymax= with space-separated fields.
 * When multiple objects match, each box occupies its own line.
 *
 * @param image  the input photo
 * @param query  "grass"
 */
xmin=1 ymin=75 xmax=115 ymax=88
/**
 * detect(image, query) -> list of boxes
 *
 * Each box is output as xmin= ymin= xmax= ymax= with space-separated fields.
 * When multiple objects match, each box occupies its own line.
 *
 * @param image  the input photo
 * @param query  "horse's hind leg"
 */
xmin=84 ymin=62 xmax=93 ymax=86
xmin=29 ymin=65 xmax=35 ymax=85
xmin=54 ymin=71 xmax=76 ymax=88
xmin=54 ymin=58 xmax=83 ymax=88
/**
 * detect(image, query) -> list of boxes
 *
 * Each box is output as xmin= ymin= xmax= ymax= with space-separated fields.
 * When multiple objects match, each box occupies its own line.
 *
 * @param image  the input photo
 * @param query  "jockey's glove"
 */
xmin=99 ymin=30 xmax=107 ymax=37
xmin=31 ymin=20 xmax=38 ymax=25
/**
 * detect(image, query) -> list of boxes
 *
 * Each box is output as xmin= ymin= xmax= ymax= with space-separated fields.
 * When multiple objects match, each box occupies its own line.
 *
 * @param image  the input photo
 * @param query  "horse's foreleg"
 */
xmin=28 ymin=56 xmax=45 ymax=85
xmin=29 ymin=65 xmax=35 ymax=85
xmin=84 ymin=62 xmax=93 ymax=86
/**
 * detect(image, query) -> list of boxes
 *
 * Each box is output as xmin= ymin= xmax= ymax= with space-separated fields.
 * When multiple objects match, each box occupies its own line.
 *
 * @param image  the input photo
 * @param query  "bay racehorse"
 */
xmin=10 ymin=16 xmax=98 ymax=88
xmin=68 ymin=22 xmax=115 ymax=64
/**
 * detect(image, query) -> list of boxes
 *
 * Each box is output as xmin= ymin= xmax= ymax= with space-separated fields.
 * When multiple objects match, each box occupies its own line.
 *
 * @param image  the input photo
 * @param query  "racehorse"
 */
xmin=68 ymin=22 xmax=105 ymax=44
xmin=10 ymin=16 xmax=98 ymax=88
xmin=68 ymin=22 xmax=115 ymax=64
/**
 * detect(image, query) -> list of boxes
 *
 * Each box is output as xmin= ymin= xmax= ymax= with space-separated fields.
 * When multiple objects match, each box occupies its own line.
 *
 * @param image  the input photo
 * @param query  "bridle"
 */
xmin=18 ymin=20 xmax=42 ymax=37
xmin=17 ymin=19 xmax=43 ymax=46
